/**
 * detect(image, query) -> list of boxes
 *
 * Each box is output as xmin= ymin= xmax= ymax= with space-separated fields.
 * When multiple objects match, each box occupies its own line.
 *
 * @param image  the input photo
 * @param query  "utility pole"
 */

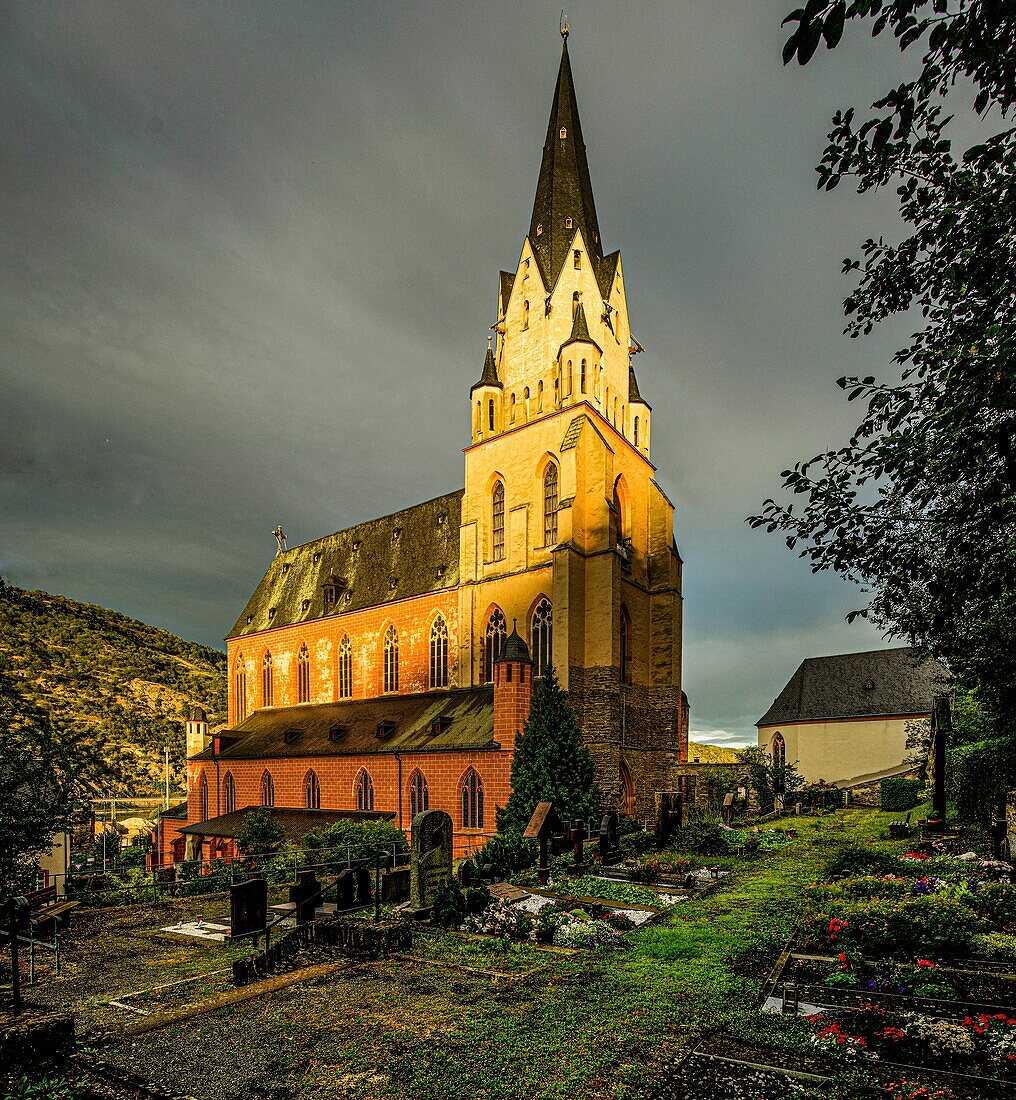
xmin=164 ymin=746 xmax=171 ymax=810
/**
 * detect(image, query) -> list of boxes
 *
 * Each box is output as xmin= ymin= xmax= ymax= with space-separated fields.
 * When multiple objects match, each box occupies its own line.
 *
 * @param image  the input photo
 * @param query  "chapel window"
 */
xmin=356 ymin=769 xmax=375 ymax=811
xmin=634 ymin=416 xmax=640 ymax=448
xmin=261 ymin=771 xmax=275 ymax=807
xmin=305 ymin=769 xmax=321 ymax=810
xmin=543 ymin=463 xmax=559 ymax=545
xmin=574 ymin=249 xmax=581 ymax=269
xmin=523 ymin=387 xmax=530 ymax=421
xmin=531 ymin=598 xmax=553 ymax=677
xmin=484 ymin=608 xmax=507 ymax=683
xmin=567 ymin=362 xmax=573 ymax=394
xmin=772 ymin=732 xmax=786 ymax=771
xmin=261 ymin=651 xmax=273 ymax=707
xmin=430 ymin=614 xmax=449 ymax=689
xmin=409 ymin=771 xmax=429 ymax=819
xmin=537 ymin=380 xmax=544 ymax=412
xmin=492 ymin=481 xmax=505 ymax=562
xmin=580 ymin=360 xmax=587 ymax=393
xmin=383 ymin=625 xmax=399 ymax=694
xmin=200 ymin=773 xmax=209 ymax=821
xmin=488 ymin=398 xmax=495 ymax=432
xmin=461 ymin=768 xmax=484 ymax=829
xmin=338 ymin=635 xmax=353 ymax=699
xmin=297 ymin=643 xmax=310 ymax=704
xmin=223 ymin=772 xmax=236 ymax=815
xmin=234 ymin=655 xmax=248 ymax=723
xmin=565 ymin=216 xmax=573 ymax=229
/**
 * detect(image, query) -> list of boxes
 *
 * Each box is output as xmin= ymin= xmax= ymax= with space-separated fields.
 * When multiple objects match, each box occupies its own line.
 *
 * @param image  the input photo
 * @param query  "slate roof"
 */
xmin=757 ymin=648 xmax=951 ymax=727
xmin=191 ymin=686 xmax=497 ymax=761
xmin=471 ymin=342 xmax=501 ymax=392
xmin=179 ymin=806 xmax=394 ymax=842
xmin=497 ymin=625 xmax=531 ymax=664
xmin=558 ymin=302 xmax=602 ymax=357
xmin=229 ymin=491 xmax=463 ymax=639
xmin=158 ymin=801 xmax=188 ymax=821
xmin=528 ymin=41 xmax=615 ymax=299
xmin=499 ymin=270 xmax=516 ymax=312
xmin=628 ymin=365 xmax=647 ymax=405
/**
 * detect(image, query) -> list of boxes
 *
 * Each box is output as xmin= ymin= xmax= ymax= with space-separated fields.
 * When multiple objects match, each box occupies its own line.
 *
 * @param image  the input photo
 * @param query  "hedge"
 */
xmin=879 ymin=776 xmax=923 ymax=812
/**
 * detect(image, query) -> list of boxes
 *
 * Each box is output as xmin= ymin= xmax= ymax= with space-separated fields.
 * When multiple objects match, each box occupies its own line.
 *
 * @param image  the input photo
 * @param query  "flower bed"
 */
xmin=464 ymin=896 xmax=639 ymax=949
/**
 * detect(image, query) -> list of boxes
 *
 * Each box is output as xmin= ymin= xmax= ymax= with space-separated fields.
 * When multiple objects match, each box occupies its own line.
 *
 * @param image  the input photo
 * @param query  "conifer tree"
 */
xmin=499 ymin=667 xmax=600 ymax=834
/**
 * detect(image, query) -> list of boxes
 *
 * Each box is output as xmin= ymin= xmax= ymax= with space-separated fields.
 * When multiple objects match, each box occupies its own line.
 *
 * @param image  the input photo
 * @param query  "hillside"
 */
xmin=0 ymin=579 xmax=225 ymax=794
xmin=687 ymin=741 xmax=741 ymax=764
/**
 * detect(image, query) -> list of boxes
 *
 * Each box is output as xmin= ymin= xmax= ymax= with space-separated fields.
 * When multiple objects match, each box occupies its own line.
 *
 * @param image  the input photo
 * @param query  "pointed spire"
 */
xmin=628 ymin=364 xmax=643 ymax=403
xmin=558 ymin=301 xmax=602 ymax=358
xmin=529 ymin=37 xmax=603 ymax=292
xmin=496 ymin=619 xmax=532 ymax=664
xmin=471 ymin=335 xmax=502 ymax=392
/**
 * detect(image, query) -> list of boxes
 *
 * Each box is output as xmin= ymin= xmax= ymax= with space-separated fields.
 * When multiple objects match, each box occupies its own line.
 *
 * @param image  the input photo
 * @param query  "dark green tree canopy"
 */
xmin=499 ymin=668 xmax=601 ymax=834
xmin=751 ymin=1 xmax=1016 ymax=715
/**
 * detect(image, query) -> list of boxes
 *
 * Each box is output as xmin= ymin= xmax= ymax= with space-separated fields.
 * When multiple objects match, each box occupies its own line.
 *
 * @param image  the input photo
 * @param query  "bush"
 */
xmin=826 ymin=846 xmax=901 ymax=879
xmin=964 ymin=882 xmax=1016 ymax=930
xmin=806 ymin=875 xmax=911 ymax=906
xmin=301 ymin=818 xmax=407 ymax=860
xmin=972 ymin=931 xmax=1016 ymax=964
xmin=619 ymin=829 xmax=655 ymax=856
xmin=464 ymin=884 xmax=491 ymax=916
xmin=806 ymin=896 xmax=985 ymax=957
xmin=670 ymin=818 xmax=729 ymax=855
xmin=430 ymin=881 xmax=466 ymax=928
xmin=880 ymin=776 xmax=924 ymax=812
xmin=463 ymin=830 xmax=536 ymax=881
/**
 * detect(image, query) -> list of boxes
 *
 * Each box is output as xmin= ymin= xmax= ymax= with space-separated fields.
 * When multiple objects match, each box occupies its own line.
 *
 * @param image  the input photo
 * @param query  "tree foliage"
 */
xmin=738 ymin=746 xmax=805 ymax=813
xmin=751 ymin=1 xmax=1016 ymax=717
xmin=499 ymin=668 xmax=601 ymax=834
xmin=0 ymin=663 xmax=83 ymax=899
xmin=234 ymin=807 xmax=287 ymax=857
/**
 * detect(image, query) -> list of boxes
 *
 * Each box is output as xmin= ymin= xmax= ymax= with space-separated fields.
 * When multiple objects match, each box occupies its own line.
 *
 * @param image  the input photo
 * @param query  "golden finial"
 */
xmin=560 ymin=11 xmax=570 ymax=39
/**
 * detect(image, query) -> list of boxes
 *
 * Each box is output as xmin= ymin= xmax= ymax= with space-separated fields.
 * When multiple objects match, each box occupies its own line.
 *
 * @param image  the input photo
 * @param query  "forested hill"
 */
xmin=0 ymin=579 xmax=225 ymax=794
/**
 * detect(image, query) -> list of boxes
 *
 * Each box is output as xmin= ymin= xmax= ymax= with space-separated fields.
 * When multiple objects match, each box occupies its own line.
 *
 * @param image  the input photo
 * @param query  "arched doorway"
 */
xmin=618 ymin=759 xmax=636 ymax=817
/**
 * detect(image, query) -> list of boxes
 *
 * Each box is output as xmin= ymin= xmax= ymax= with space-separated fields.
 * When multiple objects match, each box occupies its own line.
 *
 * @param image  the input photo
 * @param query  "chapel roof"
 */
xmin=471 ymin=341 xmax=501 ymax=392
xmin=558 ymin=302 xmax=602 ymax=357
xmin=191 ymin=686 xmax=496 ymax=761
xmin=756 ymin=648 xmax=951 ymax=728
xmin=229 ymin=490 xmax=462 ymax=639
xmin=179 ymin=806 xmax=394 ymax=842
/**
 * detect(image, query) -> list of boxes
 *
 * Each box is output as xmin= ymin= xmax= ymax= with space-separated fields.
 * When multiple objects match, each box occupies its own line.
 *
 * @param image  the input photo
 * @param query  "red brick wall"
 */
xmin=186 ymin=746 xmax=512 ymax=859
xmin=226 ymin=590 xmax=460 ymax=725
xmin=493 ymin=659 xmax=533 ymax=755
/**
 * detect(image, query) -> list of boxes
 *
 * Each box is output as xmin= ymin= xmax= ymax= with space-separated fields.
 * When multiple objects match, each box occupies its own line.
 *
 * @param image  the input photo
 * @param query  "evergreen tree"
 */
xmin=499 ymin=668 xmax=600 ymax=834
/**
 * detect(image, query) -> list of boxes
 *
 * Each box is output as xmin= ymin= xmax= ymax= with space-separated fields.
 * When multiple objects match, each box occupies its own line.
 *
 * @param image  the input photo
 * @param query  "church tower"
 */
xmin=459 ymin=33 xmax=686 ymax=818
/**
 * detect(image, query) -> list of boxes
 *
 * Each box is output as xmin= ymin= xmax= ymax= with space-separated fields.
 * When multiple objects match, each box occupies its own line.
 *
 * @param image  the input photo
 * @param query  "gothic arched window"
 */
xmin=531 ymin=599 xmax=553 ymax=677
xmin=491 ymin=481 xmax=505 ymax=561
xmin=261 ymin=770 xmax=275 ymax=808
xmin=772 ymin=732 xmax=786 ymax=770
xmin=234 ymin=655 xmax=248 ymax=723
xmin=461 ymin=769 xmax=484 ymax=829
xmin=223 ymin=772 xmax=236 ymax=815
xmin=634 ymin=416 xmax=640 ymax=448
xmin=200 ymin=773 xmax=209 ymax=820
xmin=297 ymin=643 xmax=310 ymax=703
xmin=543 ymin=463 xmax=559 ymax=545
xmin=338 ymin=635 xmax=352 ymax=699
xmin=409 ymin=771 xmax=429 ymax=819
xmin=429 ymin=615 xmax=448 ymax=689
xmin=261 ymin=651 xmax=273 ymax=708
xmin=305 ymin=769 xmax=321 ymax=810
xmin=537 ymin=380 xmax=544 ymax=412
xmin=620 ymin=605 xmax=632 ymax=685
xmin=488 ymin=398 xmax=495 ymax=432
xmin=356 ymin=769 xmax=375 ymax=811
xmin=483 ymin=608 xmax=507 ymax=683
xmin=523 ymin=299 xmax=530 ymax=330
xmin=383 ymin=625 xmax=399 ymax=694
xmin=580 ymin=359 xmax=587 ymax=393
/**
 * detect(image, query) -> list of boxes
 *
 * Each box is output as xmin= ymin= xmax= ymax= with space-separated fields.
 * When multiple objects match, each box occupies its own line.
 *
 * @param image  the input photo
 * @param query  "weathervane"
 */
xmin=272 ymin=524 xmax=288 ymax=556
xmin=560 ymin=11 xmax=569 ymax=39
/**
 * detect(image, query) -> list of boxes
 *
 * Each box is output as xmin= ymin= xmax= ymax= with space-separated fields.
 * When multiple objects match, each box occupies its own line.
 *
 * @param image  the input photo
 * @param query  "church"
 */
xmin=177 ymin=35 xmax=689 ymax=862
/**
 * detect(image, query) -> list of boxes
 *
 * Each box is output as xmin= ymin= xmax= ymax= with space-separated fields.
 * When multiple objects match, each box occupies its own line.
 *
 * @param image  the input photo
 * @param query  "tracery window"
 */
xmin=580 ymin=359 xmax=587 ymax=393
xmin=297 ymin=643 xmax=310 ymax=703
xmin=356 ymin=769 xmax=375 ymax=811
xmin=234 ymin=655 xmax=248 ymax=722
xmin=261 ymin=651 xmax=273 ymax=708
xmin=543 ymin=463 xmax=559 ymax=545
xmin=634 ymin=416 xmax=640 ymax=448
xmin=492 ymin=481 xmax=505 ymax=561
xmin=461 ymin=768 xmax=484 ymax=830
xmin=200 ymin=773 xmax=209 ymax=820
xmin=305 ymin=769 xmax=321 ymax=810
xmin=488 ymin=399 xmax=495 ymax=432
xmin=483 ymin=608 xmax=507 ymax=683
xmin=429 ymin=615 xmax=448 ymax=689
xmin=338 ymin=635 xmax=352 ymax=699
xmin=383 ymin=625 xmax=399 ymax=694
xmin=223 ymin=772 xmax=236 ymax=815
xmin=261 ymin=770 xmax=275 ymax=807
xmin=531 ymin=599 xmax=553 ymax=677
xmin=409 ymin=771 xmax=429 ymax=819
xmin=772 ymin=733 xmax=786 ymax=770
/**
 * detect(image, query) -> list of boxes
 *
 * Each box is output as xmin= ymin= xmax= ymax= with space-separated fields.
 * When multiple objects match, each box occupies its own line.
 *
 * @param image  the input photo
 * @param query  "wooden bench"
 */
xmin=27 ymin=886 xmax=80 ymax=932
xmin=888 ymin=811 xmax=911 ymax=839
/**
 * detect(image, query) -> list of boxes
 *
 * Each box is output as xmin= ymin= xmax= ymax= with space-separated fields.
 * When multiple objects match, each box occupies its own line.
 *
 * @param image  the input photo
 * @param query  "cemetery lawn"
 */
xmin=43 ymin=808 xmax=919 ymax=1099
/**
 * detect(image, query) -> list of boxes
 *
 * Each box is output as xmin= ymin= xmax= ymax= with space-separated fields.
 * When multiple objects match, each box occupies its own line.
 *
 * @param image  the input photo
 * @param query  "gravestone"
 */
xmin=408 ymin=809 xmax=453 ymax=916
xmin=354 ymin=866 xmax=372 ymax=907
xmin=230 ymin=877 xmax=268 ymax=939
xmin=655 ymin=793 xmax=683 ymax=848
xmin=523 ymin=802 xmax=561 ymax=886
xmin=291 ymin=869 xmax=320 ymax=924
xmin=570 ymin=818 xmax=586 ymax=871
xmin=599 ymin=811 xmax=621 ymax=864
xmin=721 ymin=792 xmax=735 ymax=826
xmin=335 ymin=868 xmax=355 ymax=910
xmin=382 ymin=867 xmax=411 ymax=904
xmin=458 ymin=861 xmax=473 ymax=887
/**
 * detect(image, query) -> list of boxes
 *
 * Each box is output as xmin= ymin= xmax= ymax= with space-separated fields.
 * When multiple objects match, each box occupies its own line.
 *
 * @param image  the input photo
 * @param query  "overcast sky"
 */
xmin=2 ymin=1 xmax=931 ymax=745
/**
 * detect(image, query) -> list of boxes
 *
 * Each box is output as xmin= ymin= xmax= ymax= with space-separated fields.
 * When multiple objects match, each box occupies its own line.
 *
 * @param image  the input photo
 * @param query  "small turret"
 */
xmin=628 ymin=364 xmax=651 ymax=455
xmin=557 ymin=302 xmax=602 ymax=409
xmin=470 ymin=336 xmax=503 ymax=443
xmin=185 ymin=705 xmax=210 ymax=759
xmin=493 ymin=621 xmax=533 ymax=754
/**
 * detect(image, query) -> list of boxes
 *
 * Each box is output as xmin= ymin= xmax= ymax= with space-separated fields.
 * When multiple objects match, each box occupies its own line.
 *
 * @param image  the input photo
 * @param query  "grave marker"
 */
xmin=408 ymin=809 xmax=453 ymax=916
xmin=523 ymin=801 xmax=561 ymax=886
xmin=229 ymin=877 xmax=268 ymax=939
xmin=599 ymin=811 xmax=621 ymax=864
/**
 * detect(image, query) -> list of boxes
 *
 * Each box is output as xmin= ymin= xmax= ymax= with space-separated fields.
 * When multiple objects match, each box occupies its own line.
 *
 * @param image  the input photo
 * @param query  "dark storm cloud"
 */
xmin=1 ymin=1 xmax=925 ymax=743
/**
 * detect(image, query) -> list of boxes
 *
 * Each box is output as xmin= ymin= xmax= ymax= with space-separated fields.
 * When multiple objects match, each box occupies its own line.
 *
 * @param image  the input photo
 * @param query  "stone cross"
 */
xmin=408 ymin=809 xmax=453 ymax=916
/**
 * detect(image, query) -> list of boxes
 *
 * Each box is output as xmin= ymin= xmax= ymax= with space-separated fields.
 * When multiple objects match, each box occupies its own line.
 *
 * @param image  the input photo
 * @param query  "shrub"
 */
xmin=619 ymin=829 xmax=655 ymax=856
xmin=301 ymin=819 xmax=407 ymax=860
xmin=826 ymin=847 xmax=901 ymax=879
xmin=463 ymin=830 xmax=536 ymax=881
xmin=430 ymin=881 xmax=466 ymax=928
xmin=965 ymin=882 xmax=1016 ymax=930
xmin=670 ymin=818 xmax=729 ymax=855
xmin=880 ymin=776 xmax=924 ymax=812
xmin=806 ymin=875 xmax=911 ymax=906
xmin=806 ymin=896 xmax=984 ymax=957
xmin=464 ymin=884 xmax=491 ymax=916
